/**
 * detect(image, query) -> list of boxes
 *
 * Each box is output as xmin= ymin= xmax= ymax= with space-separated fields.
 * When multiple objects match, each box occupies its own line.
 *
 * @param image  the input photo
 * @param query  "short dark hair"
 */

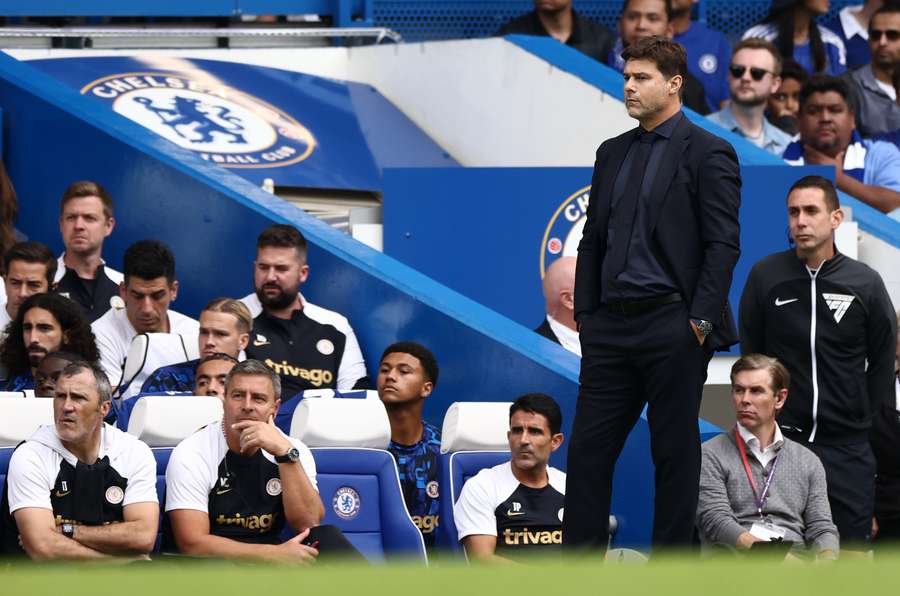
xmin=779 ymin=58 xmax=808 ymax=84
xmin=799 ymin=74 xmax=857 ymax=114
xmin=732 ymin=38 xmax=783 ymax=75
xmin=380 ymin=341 xmax=439 ymax=386
xmin=0 ymin=293 xmax=100 ymax=375
xmin=622 ymin=0 xmax=673 ymax=21
xmin=788 ymin=175 xmax=841 ymax=212
xmin=257 ymin=224 xmax=308 ymax=262
xmin=197 ymin=352 xmax=239 ymax=368
xmin=872 ymin=2 xmax=900 ymax=23
xmin=621 ymin=36 xmax=688 ymax=82
xmin=509 ymin=393 xmax=562 ymax=435
xmin=3 ymin=241 xmax=56 ymax=284
xmin=123 ymin=240 xmax=176 ymax=283
xmin=60 ymin=181 xmax=114 ymax=219
xmin=730 ymin=354 xmax=791 ymax=395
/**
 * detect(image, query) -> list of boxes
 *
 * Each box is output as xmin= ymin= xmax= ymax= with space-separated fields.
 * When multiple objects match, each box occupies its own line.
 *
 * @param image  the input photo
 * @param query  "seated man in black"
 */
xmin=165 ymin=359 xmax=357 ymax=561
xmin=1 ymin=361 xmax=159 ymax=559
xmin=453 ymin=393 xmax=566 ymax=562
xmin=498 ymin=0 xmax=615 ymax=64
xmin=0 ymin=293 xmax=100 ymax=391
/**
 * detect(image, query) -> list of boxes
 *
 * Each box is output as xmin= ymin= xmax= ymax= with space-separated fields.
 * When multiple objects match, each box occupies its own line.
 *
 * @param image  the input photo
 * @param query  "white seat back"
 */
xmin=0 ymin=399 xmax=54 ymax=447
xmin=440 ymin=402 xmax=512 ymax=454
xmin=0 ymin=391 xmax=27 ymax=399
xmin=118 ymin=333 xmax=200 ymax=400
xmin=290 ymin=398 xmax=390 ymax=448
xmin=127 ymin=395 xmax=223 ymax=447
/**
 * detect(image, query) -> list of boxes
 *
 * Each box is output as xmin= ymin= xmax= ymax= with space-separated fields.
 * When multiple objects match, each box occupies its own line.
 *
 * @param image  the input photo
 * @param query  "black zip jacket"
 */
xmin=739 ymin=249 xmax=897 ymax=445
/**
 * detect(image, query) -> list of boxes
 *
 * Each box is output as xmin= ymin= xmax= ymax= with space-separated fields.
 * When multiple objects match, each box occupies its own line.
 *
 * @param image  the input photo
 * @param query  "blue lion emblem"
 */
xmin=134 ymin=96 xmax=247 ymax=144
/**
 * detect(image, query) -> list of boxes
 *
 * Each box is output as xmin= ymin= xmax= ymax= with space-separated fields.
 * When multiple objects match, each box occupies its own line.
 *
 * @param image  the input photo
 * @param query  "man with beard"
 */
xmin=0 ymin=293 xmax=100 ymax=391
xmin=708 ymin=38 xmax=793 ymax=156
xmin=244 ymin=225 xmax=368 ymax=399
xmin=782 ymin=75 xmax=900 ymax=217
xmin=843 ymin=3 xmax=900 ymax=137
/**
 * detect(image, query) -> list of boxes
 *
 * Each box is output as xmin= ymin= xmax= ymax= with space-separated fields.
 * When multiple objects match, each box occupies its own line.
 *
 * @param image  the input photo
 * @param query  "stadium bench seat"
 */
xmin=288 ymin=397 xmax=426 ymax=564
xmin=274 ymin=388 xmax=375 ymax=434
xmin=434 ymin=401 xmax=512 ymax=553
xmin=0 ymin=398 xmax=54 ymax=448
xmin=116 ymin=332 xmax=199 ymax=401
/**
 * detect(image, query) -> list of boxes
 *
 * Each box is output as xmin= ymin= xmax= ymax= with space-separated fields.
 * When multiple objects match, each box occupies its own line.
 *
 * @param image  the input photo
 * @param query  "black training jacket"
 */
xmin=739 ymin=249 xmax=897 ymax=445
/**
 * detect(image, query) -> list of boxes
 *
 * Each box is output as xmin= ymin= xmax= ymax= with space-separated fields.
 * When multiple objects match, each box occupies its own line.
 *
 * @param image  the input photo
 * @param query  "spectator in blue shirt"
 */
xmin=671 ymin=0 xmax=731 ymax=111
xmin=743 ymin=0 xmax=846 ymax=76
xmin=783 ymin=75 xmax=900 ymax=218
xmin=708 ymin=38 xmax=794 ymax=156
xmin=824 ymin=0 xmax=884 ymax=69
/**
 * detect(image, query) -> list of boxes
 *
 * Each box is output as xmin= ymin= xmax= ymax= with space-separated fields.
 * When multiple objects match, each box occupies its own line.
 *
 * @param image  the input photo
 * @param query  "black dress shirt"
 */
xmin=601 ymin=111 xmax=682 ymax=302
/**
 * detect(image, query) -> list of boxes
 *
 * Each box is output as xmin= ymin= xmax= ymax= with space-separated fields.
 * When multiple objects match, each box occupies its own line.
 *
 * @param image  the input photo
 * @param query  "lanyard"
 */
xmin=735 ymin=430 xmax=779 ymax=519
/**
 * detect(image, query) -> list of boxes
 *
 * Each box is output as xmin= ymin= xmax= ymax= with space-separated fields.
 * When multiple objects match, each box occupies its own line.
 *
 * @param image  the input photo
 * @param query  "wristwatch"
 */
xmin=275 ymin=447 xmax=300 ymax=464
xmin=61 ymin=523 xmax=75 ymax=539
xmin=691 ymin=318 xmax=714 ymax=338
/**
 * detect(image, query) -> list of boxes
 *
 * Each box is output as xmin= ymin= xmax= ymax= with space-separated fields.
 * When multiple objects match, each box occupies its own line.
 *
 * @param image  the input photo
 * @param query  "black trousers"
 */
xmin=562 ymin=301 xmax=711 ymax=552
xmin=799 ymin=441 xmax=875 ymax=548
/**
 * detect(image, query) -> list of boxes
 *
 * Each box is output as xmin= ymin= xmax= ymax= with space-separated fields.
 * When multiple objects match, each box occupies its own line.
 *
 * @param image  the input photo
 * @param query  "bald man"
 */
xmin=535 ymin=256 xmax=580 ymax=356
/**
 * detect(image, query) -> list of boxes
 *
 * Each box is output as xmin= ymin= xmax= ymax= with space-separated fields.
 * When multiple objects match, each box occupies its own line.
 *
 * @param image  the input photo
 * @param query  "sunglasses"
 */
xmin=729 ymin=65 xmax=771 ymax=81
xmin=870 ymin=28 xmax=900 ymax=42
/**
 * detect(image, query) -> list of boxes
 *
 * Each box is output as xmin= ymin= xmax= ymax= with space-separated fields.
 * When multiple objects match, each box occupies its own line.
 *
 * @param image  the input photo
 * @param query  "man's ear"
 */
xmin=831 ymin=207 xmax=845 ymax=230
xmin=550 ymin=433 xmax=565 ymax=452
xmin=238 ymin=332 xmax=250 ymax=351
xmin=420 ymin=380 xmax=434 ymax=399
xmin=773 ymin=389 xmax=788 ymax=413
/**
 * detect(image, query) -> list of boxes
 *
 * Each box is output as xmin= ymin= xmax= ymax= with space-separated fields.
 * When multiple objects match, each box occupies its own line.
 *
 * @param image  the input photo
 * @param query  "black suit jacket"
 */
xmin=534 ymin=317 xmax=561 ymax=344
xmin=574 ymin=114 xmax=741 ymax=351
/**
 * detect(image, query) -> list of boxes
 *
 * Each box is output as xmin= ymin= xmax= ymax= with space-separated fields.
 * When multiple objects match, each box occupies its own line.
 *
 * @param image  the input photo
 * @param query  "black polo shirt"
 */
xmin=55 ymin=264 xmax=122 ymax=323
xmin=245 ymin=303 xmax=370 ymax=399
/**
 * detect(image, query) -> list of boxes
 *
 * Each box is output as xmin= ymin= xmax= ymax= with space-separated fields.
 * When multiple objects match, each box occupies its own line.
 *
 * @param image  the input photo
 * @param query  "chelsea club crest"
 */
xmin=540 ymin=185 xmax=591 ymax=278
xmin=81 ymin=72 xmax=316 ymax=168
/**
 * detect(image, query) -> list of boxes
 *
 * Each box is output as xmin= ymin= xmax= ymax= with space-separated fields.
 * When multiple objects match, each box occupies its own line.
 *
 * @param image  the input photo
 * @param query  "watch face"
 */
xmin=288 ymin=448 xmax=300 ymax=462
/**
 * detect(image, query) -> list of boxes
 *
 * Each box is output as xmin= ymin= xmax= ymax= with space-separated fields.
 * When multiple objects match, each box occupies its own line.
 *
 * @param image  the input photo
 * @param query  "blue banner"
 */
xmin=27 ymin=56 xmax=454 ymax=191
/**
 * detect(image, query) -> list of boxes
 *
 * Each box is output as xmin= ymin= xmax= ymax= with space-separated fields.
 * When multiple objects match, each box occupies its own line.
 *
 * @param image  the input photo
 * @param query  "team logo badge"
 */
xmin=699 ymin=54 xmax=718 ymax=74
xmin=332 ymin=486 xmax=361 ymax=520
xmin=266 ymin=478 xmax=283 ymax=496
xmin=426 ymin=480 xmax=440 ymax=499
xmin=316 ymin=339 xmax=335 ymax=356
xmin=823 ymin=293 xmax=855 ymax=323
xmin=558 ymin=508 xmax=565 ymax=522
xmin=105 ymin=486 xmax=125 ymax=505
xmin=81 ymin=72 xmax=316 ymax=169
xmin=541 ymin=185 xmax=591 ymax=278
xmin=110 ymin=296 xmax=125 ymax=310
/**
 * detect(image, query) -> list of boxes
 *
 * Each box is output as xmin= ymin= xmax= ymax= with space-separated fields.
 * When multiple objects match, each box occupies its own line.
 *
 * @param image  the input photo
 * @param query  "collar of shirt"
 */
xmin=712 ymin=107 xmax=786 ymax=150
xmin=736 ymin=422 xmax=784 ymax=466
xmin=546 ymin=315 xmax=581 ymax=356
xmin=839 ymin=4 xmax=868 ymax=41
xmin=55 ymin=252 xmax=110 ymax=284
xmin=643 ymin=110 xmax=682 ymax=140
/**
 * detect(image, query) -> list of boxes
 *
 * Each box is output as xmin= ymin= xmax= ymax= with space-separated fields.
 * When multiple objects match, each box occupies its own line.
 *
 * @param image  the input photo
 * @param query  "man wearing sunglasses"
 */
xmin=844 ymin=3 xmax=900 ymax=137
xmin=708 ymin=38 xmax=793 ymax=156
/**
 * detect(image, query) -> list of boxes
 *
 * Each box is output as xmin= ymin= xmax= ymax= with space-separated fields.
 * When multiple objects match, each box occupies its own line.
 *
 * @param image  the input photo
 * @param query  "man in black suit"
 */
xmin=562 ymin=36 xmax=741 ymax=553
xmin=535 ymin=256 xmax=580 ymax=356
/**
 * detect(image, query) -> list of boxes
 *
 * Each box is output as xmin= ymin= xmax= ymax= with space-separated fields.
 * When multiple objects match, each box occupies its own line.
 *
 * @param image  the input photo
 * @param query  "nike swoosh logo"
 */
xmin=54 ymin=491 xmax=70 ymax=498
xmin=252 ymin=340 xmax=268 ymax=347
xmin=506 ymin=510 xmax=525 ymax=517
xmin=216 ymin=488 xmax=232 ymax=495
xmin=775 ymin=298 xmax=798 ymax=306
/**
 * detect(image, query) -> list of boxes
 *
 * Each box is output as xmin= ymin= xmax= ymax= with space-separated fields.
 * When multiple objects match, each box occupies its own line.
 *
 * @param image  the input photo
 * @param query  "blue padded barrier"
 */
xmin=311 ymin=448 xmax=427 ymax=564
xmin=435 ymin=450 xmax=509 ymax=554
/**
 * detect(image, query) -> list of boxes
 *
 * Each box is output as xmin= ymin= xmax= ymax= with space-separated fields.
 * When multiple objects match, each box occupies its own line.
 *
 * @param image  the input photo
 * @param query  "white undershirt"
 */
xmin=736 ymin=422 xmax=784 ymax=469
xmin=546 ymin=315 xmax=581 ymax=357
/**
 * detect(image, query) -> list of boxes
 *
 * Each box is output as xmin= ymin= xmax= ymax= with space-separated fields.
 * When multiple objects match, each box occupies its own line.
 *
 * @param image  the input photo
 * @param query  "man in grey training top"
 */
xmin=696 ymin=354 xmax=838 ymax=559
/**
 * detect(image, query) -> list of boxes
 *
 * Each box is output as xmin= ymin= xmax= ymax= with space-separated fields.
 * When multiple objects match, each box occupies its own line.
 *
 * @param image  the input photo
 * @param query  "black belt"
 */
xmin=605 ymin=292 xmax=682 ymax=316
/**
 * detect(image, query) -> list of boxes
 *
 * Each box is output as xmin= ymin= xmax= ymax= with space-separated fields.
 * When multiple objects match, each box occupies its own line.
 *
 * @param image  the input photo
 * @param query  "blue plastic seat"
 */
xmin=434 ymin=450 xmax=510 ymax=553
xmin=311 ymin=447 xmax=427 ymax=564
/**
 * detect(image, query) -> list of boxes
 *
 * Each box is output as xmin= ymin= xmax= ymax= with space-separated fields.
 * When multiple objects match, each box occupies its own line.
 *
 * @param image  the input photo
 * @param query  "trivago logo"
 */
xmin=540 ymin=185 xmax=591 ymax=278
xmin=81 ymin=72 xmax=316 ymax=168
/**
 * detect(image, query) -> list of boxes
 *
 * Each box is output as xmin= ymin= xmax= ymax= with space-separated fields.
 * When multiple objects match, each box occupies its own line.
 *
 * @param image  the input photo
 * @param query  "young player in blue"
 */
xmin=377 ymin=341 xmax=441 ymax=548
xmin=671 ymin=0 xmax=731 ymax=111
